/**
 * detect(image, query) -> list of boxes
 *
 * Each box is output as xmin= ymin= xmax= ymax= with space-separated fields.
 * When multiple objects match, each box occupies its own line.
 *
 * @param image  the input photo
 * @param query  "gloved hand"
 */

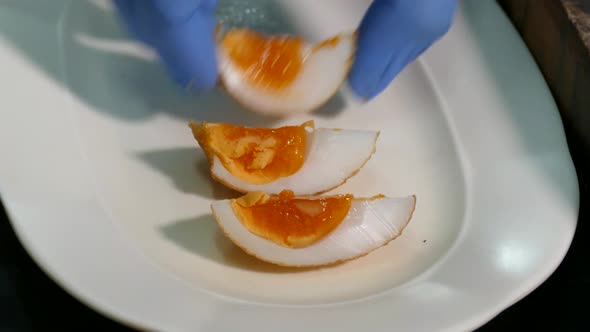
xmin=113 ymin=0 xmax=219 ymax=91
xmin=348 ymin=0 xmax=457 ymax=100
xmin=114 ymin=0 xmax=456 ymax=99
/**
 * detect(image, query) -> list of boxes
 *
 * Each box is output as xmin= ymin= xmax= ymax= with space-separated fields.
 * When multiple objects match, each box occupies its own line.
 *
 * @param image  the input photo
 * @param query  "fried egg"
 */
xmin=189 ymin=120 xmax=378 ymax=195
xmin=217 ymin=28 xmax=356 ymax=116
xmin=211 ymin=191 xmax=416 ymax=267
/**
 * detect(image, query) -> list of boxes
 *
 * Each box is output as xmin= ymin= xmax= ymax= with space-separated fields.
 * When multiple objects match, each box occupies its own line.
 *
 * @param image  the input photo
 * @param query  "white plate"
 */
xmin=0 ymin=0 xmax=579 ymax=331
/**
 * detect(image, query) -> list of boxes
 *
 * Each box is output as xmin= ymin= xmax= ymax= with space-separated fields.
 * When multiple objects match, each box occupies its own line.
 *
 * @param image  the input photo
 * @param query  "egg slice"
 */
xmin=189 ymin=120 xmax=379 ymax=195
xmin=211 ymin=190 xmax=416 ymax=267
xmin=217 ymin=28 xmax=356 ymax=116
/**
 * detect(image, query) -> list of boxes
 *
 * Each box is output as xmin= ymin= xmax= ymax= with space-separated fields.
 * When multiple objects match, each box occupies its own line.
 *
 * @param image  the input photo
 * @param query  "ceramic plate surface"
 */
xmin=0 ymin=0 xmax=579 ymax=331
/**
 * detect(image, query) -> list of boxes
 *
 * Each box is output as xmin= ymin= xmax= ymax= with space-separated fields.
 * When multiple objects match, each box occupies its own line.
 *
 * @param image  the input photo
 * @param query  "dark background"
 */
xmin=1 ymin=0 xmax=589 ymax=331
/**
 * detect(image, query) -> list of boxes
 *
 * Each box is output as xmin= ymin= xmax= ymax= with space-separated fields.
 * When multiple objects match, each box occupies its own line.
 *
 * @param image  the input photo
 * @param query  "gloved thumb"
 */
xmin=114 ymin=0 xmax=219 ymax=91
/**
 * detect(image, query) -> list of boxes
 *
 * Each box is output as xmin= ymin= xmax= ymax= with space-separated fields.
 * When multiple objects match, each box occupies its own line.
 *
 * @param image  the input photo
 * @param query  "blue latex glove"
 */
xmin=349 ymin=0 xmax=457 ymax=100
xmin=113 ymin=0 xmax=219 ymax=91
xmin=114 ymin=0 xmax=455 ymax=99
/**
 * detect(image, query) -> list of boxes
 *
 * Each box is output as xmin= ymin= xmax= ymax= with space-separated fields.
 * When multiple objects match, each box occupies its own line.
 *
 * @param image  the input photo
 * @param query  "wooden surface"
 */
xmin=565 ymin=0 xmax=590 ymax=49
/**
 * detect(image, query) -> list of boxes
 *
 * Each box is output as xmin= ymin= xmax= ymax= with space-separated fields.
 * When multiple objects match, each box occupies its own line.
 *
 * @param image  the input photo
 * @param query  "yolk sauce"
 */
xmin=232 ymin=190 xmax=353 ymax=248
xmin=190 ymin=121 xmax=311 ymax=184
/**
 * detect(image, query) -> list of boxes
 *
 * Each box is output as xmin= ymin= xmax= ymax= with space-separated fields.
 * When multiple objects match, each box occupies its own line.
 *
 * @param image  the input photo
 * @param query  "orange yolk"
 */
xmin=313 ymin=36 xmax=342 ymax=51
xmin=221 ymin=29 xmax=304 ymax=90
xmin=190 ymin=121 xmax=311 ymax=184
xmin=232 ymin=190 xmax=353 ymax=248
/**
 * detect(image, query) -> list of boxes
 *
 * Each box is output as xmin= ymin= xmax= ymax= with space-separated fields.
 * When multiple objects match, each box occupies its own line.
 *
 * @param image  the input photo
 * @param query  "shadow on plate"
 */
xmin=135 ymin=147 xmax=241 ymax=201
xmin=159 ymin=214 xmax=321 ymax=274
xmin=0 ymin=0 xmax=347 ymax=126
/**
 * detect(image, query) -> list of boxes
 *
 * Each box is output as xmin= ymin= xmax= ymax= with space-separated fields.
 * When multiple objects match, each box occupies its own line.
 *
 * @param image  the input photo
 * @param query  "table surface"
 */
xmin=564 ymin=0 xmax=590 ymax=51
xmin=1 ymin=1 xmax=590 ymax=331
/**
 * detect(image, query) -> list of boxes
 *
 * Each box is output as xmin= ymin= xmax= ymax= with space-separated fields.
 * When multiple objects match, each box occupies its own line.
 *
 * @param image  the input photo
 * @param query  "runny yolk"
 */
xmin=232 ymin=190 xmax=353 ymax=248
xmin=190 ymin=121 xmax=310 ymax=185
xmin=221 ymin=29 xmax=304 ymax=90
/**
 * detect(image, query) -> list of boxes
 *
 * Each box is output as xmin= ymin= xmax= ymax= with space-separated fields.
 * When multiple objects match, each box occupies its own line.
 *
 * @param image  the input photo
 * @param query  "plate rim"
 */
xmin=0 ymin=0 xmax=580 ymax=331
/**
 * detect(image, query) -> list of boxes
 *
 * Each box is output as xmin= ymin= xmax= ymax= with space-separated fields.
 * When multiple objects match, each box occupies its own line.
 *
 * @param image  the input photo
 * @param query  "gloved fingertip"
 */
xmin=165 ymin=61 xmax=218 ymax=93
xmin=349 ymin=43 xmax=419 ymax=101
xmin=347 ymin=63 xmax=381 ymax=101
xmin=347 ymin=76 xmax=374 ymax=101
xmin=349 ymin=62 xmax=407 ymax=101
xmin=112 ymin=0 xmax=133 ymax=15
xmin=153 ymin=10 xmax=219 ymax=93
xmin=151 ymin=0 xmax=218 ymax=21
xmin=185 ymin=72 xmax=219 ymax=94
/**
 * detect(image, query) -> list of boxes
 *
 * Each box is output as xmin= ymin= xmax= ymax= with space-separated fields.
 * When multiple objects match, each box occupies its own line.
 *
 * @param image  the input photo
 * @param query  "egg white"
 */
xmin=211 ymin=195 xmax=416 ymax=267
xmin=210 ymin=127 xmax=379 ymax=195
xmin=218 ymin=33 xmax=356 ymax=116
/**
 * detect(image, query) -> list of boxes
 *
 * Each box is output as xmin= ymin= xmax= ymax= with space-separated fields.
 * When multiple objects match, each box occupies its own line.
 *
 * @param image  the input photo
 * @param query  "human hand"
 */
xmin=113 ymin=0 xmax=219 ymax=91
xmin=348 ymin=0 xmax=457 ymax=100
